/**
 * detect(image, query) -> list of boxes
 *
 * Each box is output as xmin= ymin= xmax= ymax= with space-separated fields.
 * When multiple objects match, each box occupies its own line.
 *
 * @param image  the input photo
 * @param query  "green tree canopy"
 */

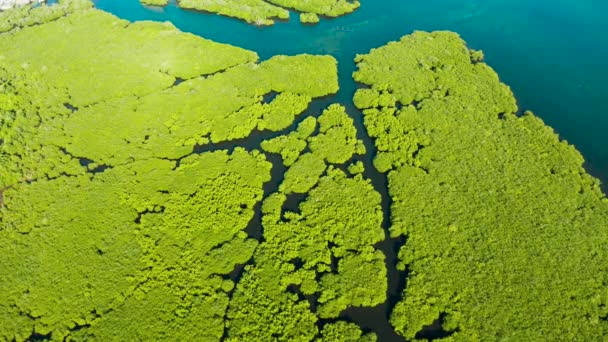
xmin=353 ymin=30 xmax=608 ymax=340
xmin=149 ymin=0 xmax=359 ymax=26
xmin=227 ymin=104 xmax=386 ymax=339
xmin=0 ymin=4 xmax=352 ymax=341
xmin=2 ymin=2 xmax=608 ymax=341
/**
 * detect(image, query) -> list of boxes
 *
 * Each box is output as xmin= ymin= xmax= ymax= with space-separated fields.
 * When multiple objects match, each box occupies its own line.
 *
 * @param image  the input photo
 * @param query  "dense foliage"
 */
xmin=0 ymin=0 xmax=92 ymax=32
xmin=300 ymin=12 xmax=320 ymax=24
xmin=2 ymin=1 xmax=608 ymax=341
xmin=140 ymin=0 xmax=168 ymax=6
xmin=227 ymin=104 xmax=383 ymax=341
xmin=143 ymin=0 xmax=359 ymax=26
xmin=265 ymin=0 xmax=359 ymax=18
xmin=0 ymin=3 xmax=378 ymax=341
xmin=353 ymin=31 xmax=608 ymax=340
xmin=1 ymin=149 xmax=271 ymax=341
xmin=178 ymin=0 xmax=288 ymax=26
xmin=0 ymin=5 xmax=337 ymax=187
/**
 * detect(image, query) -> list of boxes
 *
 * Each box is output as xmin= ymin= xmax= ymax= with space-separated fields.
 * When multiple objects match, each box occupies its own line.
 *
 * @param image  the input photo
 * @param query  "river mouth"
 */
xmin=45 ymin=0 xmax=606 ymax=338
xmin=91 ymin=0 xmax=608 ymax=190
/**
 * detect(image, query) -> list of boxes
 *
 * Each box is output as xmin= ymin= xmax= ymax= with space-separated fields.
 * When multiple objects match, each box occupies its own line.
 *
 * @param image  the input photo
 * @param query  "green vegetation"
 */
xmin=179 ymin=0 xmax=289 ymax=26
xmin=308 ymin=104 xmax=366 ymax=164
xmin=226 ymin=105 xmax=385 ymax=340
xmin=140 ymin=0 xmax=168 ymax=6
xmin=300 ymin=12 xmax=320 ymax=24
xmin=0 ymin=3 xmax=349 ymax=340
xmin=1 ymin=150 xmax=271 ymax=341
xmin=0 ymin=9 xmax=258 ymax=107
xmin=261 ymin=116 xmax=317 ymax=166
xmin=3 ymin=1 xmax=608 ymax=340
xmin=47 ymin=53 xmax=336 ymax=167
xmin=0 ymin=0 xmax=92 ymax=33
xmin=347 ymin=161 xmax=365 ymax=175
xmin=319 ymin=322 xmax=377 ymax=342
xmin=0 ymin=5 xmax=338 ymax=184
xmin=267 ymin=0 xmax=359 ymax=17
xmin=261 ymin=104 xmax=366 ymax=170
xmin=353 ymin=31 xmax=608 ymax=340
xmin=144 ymin=0 xmax=359 ymax=26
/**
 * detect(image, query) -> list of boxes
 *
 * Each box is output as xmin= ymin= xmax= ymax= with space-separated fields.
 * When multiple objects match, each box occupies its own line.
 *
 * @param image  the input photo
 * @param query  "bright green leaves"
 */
xmin=53 ymin=53 xmax=336 ymax=166
xmin=124 ymin=21 xmax=259 ymax=80
xmin=227 ymin=167 xmax=386 ymax=340
xmin=281 ymin=152 xmax=327 ymax=194
xmin=262 ymin=104 xmax=365 ymax=178
xmin=226 ymin=104 xmax=385 ymax=340
xmin=292 ymin=169 xmax=386 ymax=252
xmin=0 ymin=10 xmax=257 ymax=106
xmin=140 ymin=0 xmax=169 ymax=6
xmin=354 ymin=30 xmax=517 ymax=114
xmin=260 ymin=55 xmax=339 ymax=97
xmin=300 ymin=13 xmax=320 ymax=24
xmin=0 ymin=64 xmax=83 ymax=189
xmin=359 ymin=105 xmax=430 ymax=173
xmin=0 ymin=7 xmax=339 ymax=171
xmin=266 ymin=104 xmax=366 ymax=194
xmin=0 ymin=0 xmax=93 ymax=33
xmin=354 ymin=31 xmax=608 ymax=339
xmin=0 ymin=175 xmax=142 ymax=339
xmin=8 ymin=2 xmax=604 ymax=340
xmin=67 ymin=150 xmax=272 ymax=341
xmin=0 ymin=3 xmax=377 ymax=341
xmin=73 ymin=285 xmax=229 ymax=341
xmin=261 ymin=116 xmax=317 ymax=166
xmin=257 ymin=92 xmax=312 ymax=132
xmin=266 ymin=0 xmax=360 ymax=17
xmin=225 ymin=245 xmax=320 ymax=341
xmin=178 ymin=0 xmax=289 ymax=26
xmin=0 ymin=149 xmax=272 ymax=341
xmin=0 ymin=5 xmax=351 ymax=340
xmin=316 ymin=250 xmax=386 ymax=318
xmin=319 ymin=321 xmax=377 ymax=342
xmin=309 ymin=104 xmax=366 ymax=164
xmin=153 ymin=0 xmax=359 ymax=26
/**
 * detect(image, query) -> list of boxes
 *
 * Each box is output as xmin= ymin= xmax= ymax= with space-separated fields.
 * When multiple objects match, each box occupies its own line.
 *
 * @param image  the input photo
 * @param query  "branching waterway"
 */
xmin=93 ymin=0 xmax=608 ymax=188
xmin=160 ymin=88 xmax=407 ymax=338
xmin=21 ymin=0 xmax=604 ymax=339
xmin=85 ymin=0 xmax=608 ymax=339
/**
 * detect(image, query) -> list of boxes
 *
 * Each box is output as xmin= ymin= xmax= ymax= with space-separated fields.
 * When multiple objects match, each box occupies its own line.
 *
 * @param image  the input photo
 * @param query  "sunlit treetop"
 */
xmin=0 ymin=148 xmax=272 ymax=341
xmin=143 ymin=0 xmax=360 ymax=26
xmin=353 ymin=30 xmax=608 ymax=340
xmin=0 ymin=2 xmax=338 ymax=188
xmin=0 ymin=3 xmax=341 ymax=341
xmin=226 ymin=104 xmax=385 ymax=340
xmin=3 ymin=0 xmax=607 ymax=340
xmin=0 ymin=0 xmax=92 ymax=32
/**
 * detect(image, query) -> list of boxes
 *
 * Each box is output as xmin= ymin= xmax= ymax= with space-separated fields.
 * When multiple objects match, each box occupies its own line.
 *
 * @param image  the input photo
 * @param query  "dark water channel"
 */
xmin=92 ymin=0 xmax=608 ymax=187
xmin=84 ymin=0 xmax=608 ymax=339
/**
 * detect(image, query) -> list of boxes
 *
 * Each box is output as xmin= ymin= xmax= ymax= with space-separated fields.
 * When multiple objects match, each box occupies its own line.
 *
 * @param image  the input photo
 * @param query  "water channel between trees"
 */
xmin=85 ymin=0 xmax=608 ymax=339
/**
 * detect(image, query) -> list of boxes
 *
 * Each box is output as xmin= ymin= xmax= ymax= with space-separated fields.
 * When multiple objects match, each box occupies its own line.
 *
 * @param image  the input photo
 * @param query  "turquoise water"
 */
xmin=93 ymin=0 xmax=608 ymax=187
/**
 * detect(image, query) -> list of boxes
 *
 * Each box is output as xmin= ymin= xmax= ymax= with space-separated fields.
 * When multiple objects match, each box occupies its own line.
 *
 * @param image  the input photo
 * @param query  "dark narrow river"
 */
xmin=84 ymin=0 xmax=608 ymax=339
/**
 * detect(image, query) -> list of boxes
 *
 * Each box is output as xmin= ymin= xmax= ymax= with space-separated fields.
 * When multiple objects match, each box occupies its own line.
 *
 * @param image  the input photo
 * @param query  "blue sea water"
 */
xmin=91 ymin=0 xmax=608 ymax=187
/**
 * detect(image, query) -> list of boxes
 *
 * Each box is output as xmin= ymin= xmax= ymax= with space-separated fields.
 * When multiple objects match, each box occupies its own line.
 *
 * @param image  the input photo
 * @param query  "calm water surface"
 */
xmin=92 ymin=0 xmax=608 ymax=187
